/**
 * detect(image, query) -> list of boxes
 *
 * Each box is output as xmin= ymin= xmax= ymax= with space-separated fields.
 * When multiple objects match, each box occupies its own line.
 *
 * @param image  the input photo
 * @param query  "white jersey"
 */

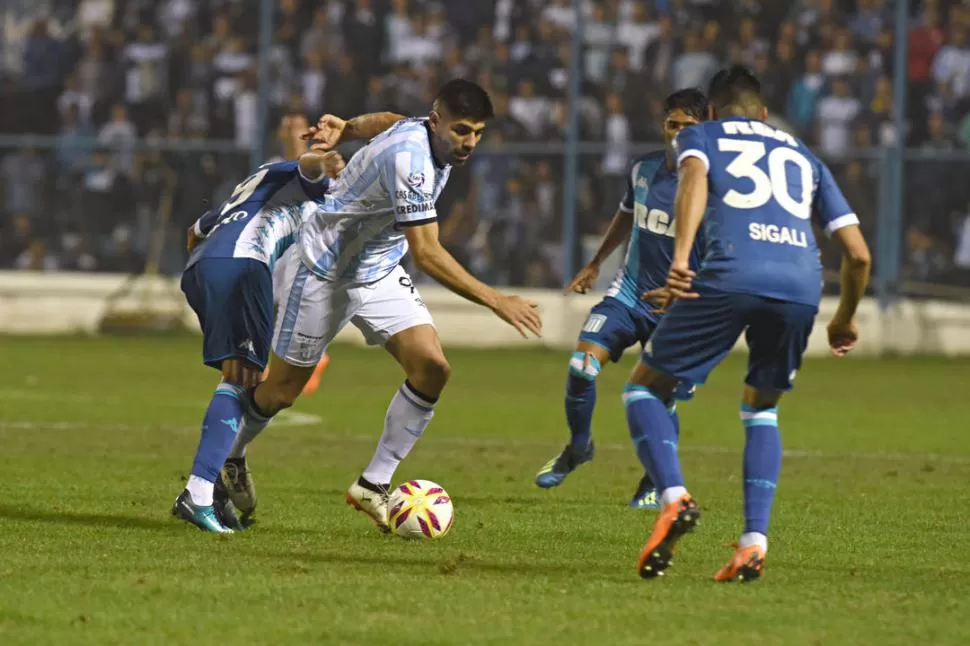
xmin=298 ymin=118 xmax=452 ymax=283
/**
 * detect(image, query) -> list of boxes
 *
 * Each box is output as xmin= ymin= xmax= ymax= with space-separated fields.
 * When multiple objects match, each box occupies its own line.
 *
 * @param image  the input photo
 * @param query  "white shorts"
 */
xmin=271 ymin=249 xmax=434 ymax=366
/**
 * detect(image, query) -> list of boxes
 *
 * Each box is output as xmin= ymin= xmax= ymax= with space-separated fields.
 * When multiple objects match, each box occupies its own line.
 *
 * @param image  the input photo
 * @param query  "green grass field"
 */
xmin=1 ymin=336 xmax=969 ymax=645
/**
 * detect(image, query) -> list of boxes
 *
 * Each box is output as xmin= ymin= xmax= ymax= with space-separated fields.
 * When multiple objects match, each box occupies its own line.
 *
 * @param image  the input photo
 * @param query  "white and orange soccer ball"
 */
xmin=387 ymin=479 xmax=454 ymax=540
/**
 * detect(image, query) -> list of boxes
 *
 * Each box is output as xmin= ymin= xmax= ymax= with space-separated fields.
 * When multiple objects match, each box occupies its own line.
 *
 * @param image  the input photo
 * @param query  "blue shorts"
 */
xmin=642 ymin=286 xmax=817 ymax=396
xmin=181 ymin=258 xmax=274 ymax=371
xmin=578 ymin=296 xmax=656 ymax=363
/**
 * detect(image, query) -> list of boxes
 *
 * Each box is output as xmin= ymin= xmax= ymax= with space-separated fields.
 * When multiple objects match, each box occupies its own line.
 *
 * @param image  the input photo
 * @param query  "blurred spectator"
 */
xmin=1 ymin=148 xmax=45 ymax=219
xmin=816 ymin=77 xmax=861 ymax=156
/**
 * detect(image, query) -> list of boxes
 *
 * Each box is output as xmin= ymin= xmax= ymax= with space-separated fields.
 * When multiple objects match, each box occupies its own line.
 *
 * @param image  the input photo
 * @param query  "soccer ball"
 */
xmin=387 ymin=479 xmax=454 ymax=540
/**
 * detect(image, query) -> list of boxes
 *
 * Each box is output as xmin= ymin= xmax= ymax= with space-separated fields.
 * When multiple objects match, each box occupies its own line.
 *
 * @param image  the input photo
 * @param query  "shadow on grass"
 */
xmin=0 ymin=504 xmax=179 ymax=532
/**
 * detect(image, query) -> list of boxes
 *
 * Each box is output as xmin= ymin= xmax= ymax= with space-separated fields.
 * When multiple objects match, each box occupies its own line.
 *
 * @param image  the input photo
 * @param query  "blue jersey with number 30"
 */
xmin=673 ymin=117 xmax=859 ymax=306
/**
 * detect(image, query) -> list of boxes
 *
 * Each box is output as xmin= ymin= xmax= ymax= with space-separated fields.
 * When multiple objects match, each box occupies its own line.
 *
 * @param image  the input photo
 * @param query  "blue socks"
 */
xmin=190 ymin=382 xmax=246 ymax=483
xmin=565 ymin=352 xmax=601 ymax=450
xmin=741 ymin=404 xmax=782 ymax=536
xmin=623 ymin=385 xmax=684 ymax=491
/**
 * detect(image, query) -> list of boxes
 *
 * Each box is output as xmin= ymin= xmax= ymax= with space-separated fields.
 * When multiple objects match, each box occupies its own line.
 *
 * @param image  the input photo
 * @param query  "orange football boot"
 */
xmin=713 ymin=544 xmax=766 ymax=583
xmin=636 ymin=493 xmax=700 ymax=579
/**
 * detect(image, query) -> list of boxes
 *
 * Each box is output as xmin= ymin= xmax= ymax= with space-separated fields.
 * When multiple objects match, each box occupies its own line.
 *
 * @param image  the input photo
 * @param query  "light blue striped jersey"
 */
xmin=186 ymin=160 xmax=330 ymax=271
xmin=606 ymin=151 xmax=707 ymax=324
xmin=298 ymin=118 xmax=451 ymax=283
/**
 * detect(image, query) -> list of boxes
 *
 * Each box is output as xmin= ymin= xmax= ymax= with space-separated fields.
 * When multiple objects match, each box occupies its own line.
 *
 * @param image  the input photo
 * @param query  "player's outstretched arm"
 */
xmin=668 ymin=156 xmax=708 ymax=298
xmin=404 ymin=222 xmax=542 ymax=338
xmin=828 ymin=224 xmax=871 ymax=356
xmin=565 ymin=208 xmax=632 ymax=294
xmin=298 ymin=151 xmax=346 ymax=183
xmin=303 ymin=112 xmax=406 ymax=151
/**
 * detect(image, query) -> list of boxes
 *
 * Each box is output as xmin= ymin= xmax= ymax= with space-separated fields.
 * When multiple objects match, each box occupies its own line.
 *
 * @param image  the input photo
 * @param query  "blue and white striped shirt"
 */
xmin=298 ymin=118 xmax=452 ymax=283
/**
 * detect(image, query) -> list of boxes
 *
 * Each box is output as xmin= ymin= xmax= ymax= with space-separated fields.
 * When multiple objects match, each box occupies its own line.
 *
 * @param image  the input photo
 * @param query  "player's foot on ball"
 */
xmin=171 ymin=490 xmax=234 ymax=533
xmin=534 ymin=441 xmax=595 ymax=488
xmin=213 ymin=475 xmax=247 ymax=530
xmin=628 ymin=473 xmax=660 ymax=510
xmin=636 ymin=493 xmax=700 ymax=579
xmin=301 ymin=353 xmax=330 ymax=396
xmin=713 ymin=544 xmax=766 ymax=583
xmin=346 ymin=477 xmax=390 ymax=533
xmin=220 ymin=457 xmax=257 ymax=522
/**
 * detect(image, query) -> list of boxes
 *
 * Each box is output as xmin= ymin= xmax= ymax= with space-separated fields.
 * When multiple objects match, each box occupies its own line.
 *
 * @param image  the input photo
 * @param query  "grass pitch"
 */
xmin=1 ymin=337 xmax=969 ymax=645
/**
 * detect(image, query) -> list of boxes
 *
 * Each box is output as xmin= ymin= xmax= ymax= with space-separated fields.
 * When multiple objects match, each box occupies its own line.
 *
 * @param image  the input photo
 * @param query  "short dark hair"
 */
xmin=707 ymin=65 xmax=762 ymax=110
xmin=663 ymin=88 xmax=708 ymax=121
xmin=434 ymin=79 xmax=495 ymax=121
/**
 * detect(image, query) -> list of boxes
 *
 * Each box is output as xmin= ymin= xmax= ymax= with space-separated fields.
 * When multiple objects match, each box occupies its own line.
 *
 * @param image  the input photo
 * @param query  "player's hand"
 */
xmin=642 ymin=287 xmax=673 ymax=314
xmin=302 ymin=114 xmax=347 ymax=151
xmin=564 ymin=263 xmax=599 ymax=295
xmin=666 ymin=261 xmax=698 ymax=301
xmin=492 ymin=294 xmax=542 ymax=338
xmin=827 ymin=318 xmax=859 ymax=357
xmin=319 ymin=150 xmax=346 ymax=178
xmin=186 ymin=225 xmax=202 ymax=253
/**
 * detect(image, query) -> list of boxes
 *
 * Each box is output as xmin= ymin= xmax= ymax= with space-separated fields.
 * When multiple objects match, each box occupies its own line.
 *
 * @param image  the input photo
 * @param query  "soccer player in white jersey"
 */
xmin=222 ymin=79 xmax=543 ymax=532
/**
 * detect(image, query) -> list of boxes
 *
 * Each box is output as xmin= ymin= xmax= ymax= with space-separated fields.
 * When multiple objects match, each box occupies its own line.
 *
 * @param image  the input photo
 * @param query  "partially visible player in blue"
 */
xmin=171 ymin=115 xmax=350 ymax=532
xmin=624 ymin=66 xmax=871 ymax=581
xmin=534 ymin=89 xmax=709 ymax=509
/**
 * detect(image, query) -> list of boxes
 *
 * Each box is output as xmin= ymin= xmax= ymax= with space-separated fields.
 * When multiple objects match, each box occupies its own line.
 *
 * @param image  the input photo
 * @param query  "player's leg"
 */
xmin=713 ymin=298 xmax=817 ymax=583
xmin=535 ymin=299 xmax=630 ymax=489
xmin=173 ymin=261 xmax=268 ymax=533
xmin=221 ymin=253 xmax=347 ymax=520
xmin=344 ymin=266 xmax=440 ymax=532
xmin=626 ymin=289 xmax=742 ymax=578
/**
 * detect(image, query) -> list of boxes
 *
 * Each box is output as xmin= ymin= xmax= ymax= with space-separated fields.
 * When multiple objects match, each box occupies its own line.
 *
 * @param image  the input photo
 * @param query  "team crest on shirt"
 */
xmin=636 ymin=177 xmax=649 ymax=189
xmin=407 ymin=172 xmax=425 ymax=188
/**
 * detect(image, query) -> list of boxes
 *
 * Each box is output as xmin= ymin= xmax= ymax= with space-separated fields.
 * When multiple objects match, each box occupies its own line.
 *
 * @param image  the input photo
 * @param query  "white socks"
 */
xmin=740 ymin=532 xmax=768 ymax=552
xmin=660 ymin=486 xmax=688 ymax=507
xmin=362 ymin=381 xmax=437 ymax=485
xmin=186 ymin=475 xmax=214 ymax=506
xmin=227 ymin=390 xmax=273 ymax=459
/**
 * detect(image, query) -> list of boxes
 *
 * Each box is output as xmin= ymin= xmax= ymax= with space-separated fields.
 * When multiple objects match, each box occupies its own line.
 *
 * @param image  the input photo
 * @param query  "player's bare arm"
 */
xmin=303 ymin=112 xmax=406 ymax=151
xmin=828 ymin=224 xmax=871 ymax=356
xmin=668 ymin=156 xmax=707 ymax=299
xmin=298 ymin=151 xmax=346 ymax=182
xmin=403 ymin=222 xmax=542 ymax=338
xmin=566 ymin=208 xmax=632 ymax=295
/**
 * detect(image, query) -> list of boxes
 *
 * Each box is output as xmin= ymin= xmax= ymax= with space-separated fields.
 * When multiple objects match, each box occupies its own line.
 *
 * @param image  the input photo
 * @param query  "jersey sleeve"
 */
xmin=673 ymin=125 xmax=710 ymax=171
xmin=812 ymin=161 xmax=859 ymax=237
xmin=380 ymin=142 xmax=438 ymax=227
xmin=619 ymin=163 xmax=636 ymax=213
xmin=193 ymin=209 xmax=222 ymax=238
xmin=297 ymin=171 xmax=331 ymax=203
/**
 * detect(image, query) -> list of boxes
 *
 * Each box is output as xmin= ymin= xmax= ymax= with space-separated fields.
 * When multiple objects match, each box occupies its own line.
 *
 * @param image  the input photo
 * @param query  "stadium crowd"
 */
xmin=1 ymin=0 xmax=968 ymax=288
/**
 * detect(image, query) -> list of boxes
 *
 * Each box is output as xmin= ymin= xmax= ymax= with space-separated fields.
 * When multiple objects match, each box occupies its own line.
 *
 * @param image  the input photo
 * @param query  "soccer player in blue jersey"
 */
xmin=171 ymin=114 xmax=400 ymax=532
xmin=534 ymin=89 xmax=709 ymax=510
xmin=624 ymin=66 xmax=871 ymax=581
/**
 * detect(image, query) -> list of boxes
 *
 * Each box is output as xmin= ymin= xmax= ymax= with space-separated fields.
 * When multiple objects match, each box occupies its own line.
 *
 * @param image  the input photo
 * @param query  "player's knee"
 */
xmin=568 ymin=352 xmax=602 ymax=381
xmin=742 ymin=385 xmax=783 ymax=410
xmin=417 ymin=353 xmax=451 ymax=389
xmin=400 ymin=351 xmax=450 ymax=400
xmin=258 ymin=383 xmax=299 ymax=414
